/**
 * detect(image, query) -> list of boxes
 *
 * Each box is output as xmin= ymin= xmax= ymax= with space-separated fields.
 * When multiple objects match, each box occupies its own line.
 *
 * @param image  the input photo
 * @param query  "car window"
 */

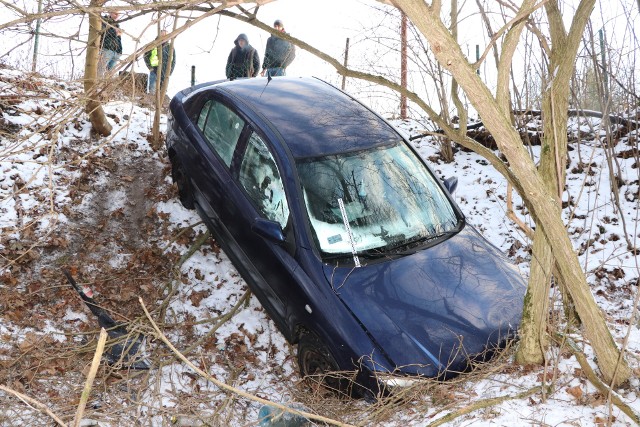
xmin=197 ymin=99 xmax=244 ymax=167
xmin=239 ymin=133 xmax=290 ymax=228
xmin=297 ymin=143 xmax=458 ymax=255
xmin=197 ymin=100 xmax=211 ymax=129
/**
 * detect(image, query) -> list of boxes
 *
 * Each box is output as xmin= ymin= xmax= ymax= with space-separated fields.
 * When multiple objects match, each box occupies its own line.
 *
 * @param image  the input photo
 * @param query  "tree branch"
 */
xmin=555 ymin=334 xmax=640 ymax=425
xmin=474 ymin=0 xmax=549 ymax=72
xmin=496 ymin=0 xmax=537 ymax=110
xmin=139 ymin=297 xmax=356 ymax=427
xmin=427 ymin=386 xmax=545 ymax=427
xmin=72 ymin=328 xmax=107 ymax=427
xmin=219 ymin=9 xmax=520 ymax=187
xmin=0 ymin=385 xmax=67 ymax=426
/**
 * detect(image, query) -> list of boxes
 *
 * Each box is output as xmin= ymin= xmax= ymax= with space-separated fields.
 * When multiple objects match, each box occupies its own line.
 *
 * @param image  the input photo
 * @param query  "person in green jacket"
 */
xmin=144 ymin=30 xmax=176 ymax=94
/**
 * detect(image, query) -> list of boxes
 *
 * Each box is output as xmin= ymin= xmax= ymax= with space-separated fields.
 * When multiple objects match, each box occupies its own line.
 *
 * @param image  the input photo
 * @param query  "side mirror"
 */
xmin=251 ymin=218 xmax=286 ymax=243
xmin=443 ymin=176 xmax=458 ymax=195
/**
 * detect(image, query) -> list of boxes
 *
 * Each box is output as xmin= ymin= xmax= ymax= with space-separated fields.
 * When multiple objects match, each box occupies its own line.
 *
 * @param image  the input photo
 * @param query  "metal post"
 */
xmin=341 ymin=38 xmax=349 ymax=91
xmin=598 ymin=28 xmax=609 ymax=101
xmin=31 ymin=0 xmax=44 ymax=72
xmin=400 ymin=13 xmax=408 ymax=119
xmin=191 ymin=65 xmax=195 ymax=87
xmin=475 ymin=44 xmax=480 ymax=75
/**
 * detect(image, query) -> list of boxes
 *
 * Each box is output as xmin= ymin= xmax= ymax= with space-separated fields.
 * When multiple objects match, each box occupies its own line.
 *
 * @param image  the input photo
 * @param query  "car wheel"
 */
xmin=171 ymin=160 xmax=195 ymax=210
xmin=297 ymin=333 xmax=350 ymax=395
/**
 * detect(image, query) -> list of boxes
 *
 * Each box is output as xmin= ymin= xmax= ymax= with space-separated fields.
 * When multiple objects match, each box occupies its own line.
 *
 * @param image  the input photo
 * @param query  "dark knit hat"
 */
xmin=274 ymin=19 xmax=283 ymax=27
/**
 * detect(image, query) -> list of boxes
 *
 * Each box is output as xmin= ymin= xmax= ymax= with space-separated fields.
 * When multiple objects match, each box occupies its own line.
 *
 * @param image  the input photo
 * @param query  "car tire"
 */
xmin=171 ymin=160 xmax=195 ymax=210
xmin=297 ymin=332 xmax=350 ymax=395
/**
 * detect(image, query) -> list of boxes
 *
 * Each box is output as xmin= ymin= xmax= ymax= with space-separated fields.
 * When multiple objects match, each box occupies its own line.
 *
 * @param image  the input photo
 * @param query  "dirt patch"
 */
xmin=0 ymin=140 xmax=182 ymax=385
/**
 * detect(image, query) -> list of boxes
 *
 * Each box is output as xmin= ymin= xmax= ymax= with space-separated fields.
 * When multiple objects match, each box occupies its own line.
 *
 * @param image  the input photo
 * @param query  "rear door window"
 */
xmin=197 ymin=99 xmax=245 ymax=167
xmin=196 ymin=101 xmax=209 ymax=129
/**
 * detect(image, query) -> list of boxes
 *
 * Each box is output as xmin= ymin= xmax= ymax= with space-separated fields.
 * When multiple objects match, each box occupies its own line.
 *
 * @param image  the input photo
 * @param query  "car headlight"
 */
xmin=375 ymin=373 xmax=422 ymax=389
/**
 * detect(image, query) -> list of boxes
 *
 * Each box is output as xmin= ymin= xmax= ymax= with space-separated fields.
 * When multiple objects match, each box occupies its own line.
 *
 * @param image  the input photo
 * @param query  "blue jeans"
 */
xmin=148 ymin=69 xmax=157 ymax=94
xmin=148 ymin=69 xmax=168 ymax=94
xmin=267 ymin=67 xmax=286 ymax=77
xmin=98 ymin=49 xmax=120 ymax=77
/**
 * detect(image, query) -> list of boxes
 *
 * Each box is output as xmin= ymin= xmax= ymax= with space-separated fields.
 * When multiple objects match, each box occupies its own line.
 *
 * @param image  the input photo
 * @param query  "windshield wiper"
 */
xmin=322 ymin=248 xmax=397 ymax=263
xmin=323 ymin=230 xmax=458 ymax=263
xmin=385 ymin=229 xmax=459 ymax=254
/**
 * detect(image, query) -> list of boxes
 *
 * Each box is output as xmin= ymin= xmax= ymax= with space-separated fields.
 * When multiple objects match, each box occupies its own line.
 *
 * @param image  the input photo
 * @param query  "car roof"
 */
xmin=211 ymin=77 xmax=401 ymax=159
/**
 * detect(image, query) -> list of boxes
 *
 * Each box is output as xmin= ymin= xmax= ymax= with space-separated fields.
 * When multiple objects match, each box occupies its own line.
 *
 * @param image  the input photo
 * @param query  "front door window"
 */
xmin=238 ymin=133 xmax=290 ymax=228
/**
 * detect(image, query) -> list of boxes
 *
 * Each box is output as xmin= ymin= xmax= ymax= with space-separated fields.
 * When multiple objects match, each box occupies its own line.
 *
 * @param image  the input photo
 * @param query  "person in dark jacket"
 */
xmin=144 ymin=30 xmax=176 ymax=95
xmin=260 ymin=19 xmax=295 ymax=77
xmin=98 ymin=11 xmax=123 ymax=77
xmin=226 ymin=34 xmax=260 ymax=80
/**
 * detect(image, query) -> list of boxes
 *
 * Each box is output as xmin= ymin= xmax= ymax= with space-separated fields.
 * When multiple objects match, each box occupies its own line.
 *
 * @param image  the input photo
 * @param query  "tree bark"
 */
xmin=393 ymin=0 xmax=631 ymax=386
xmin=515 ymin=229 xmax=552 ymax=365
xmin=517 ymin=0 xmax=593 ymax=365
xmin=83 ymin=0 xmax=112 ymax=137
xmin=152 ymin=19 xmax=177 ymax=151
xmin=449 ymin=0 xmax=467 ymax=139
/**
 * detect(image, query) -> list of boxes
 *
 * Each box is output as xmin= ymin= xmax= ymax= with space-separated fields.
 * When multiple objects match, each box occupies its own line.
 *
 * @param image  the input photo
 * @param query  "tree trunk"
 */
xmin=84 ymin=0 xmax=112 ymax=137
xmin=516 ymin=228 xmax=552 ymax=365
xmin=152 ymin=38 xmax=163 ymax=150
xmin=449 ymin=0 xmax=467 ymax=139
xmin=516 ymin=0 xmax=589 ymax=365
xmin=394 ymin=0 xmax=631 ymax=386
xmin=152 ymin=19 xmax=177 ymax=151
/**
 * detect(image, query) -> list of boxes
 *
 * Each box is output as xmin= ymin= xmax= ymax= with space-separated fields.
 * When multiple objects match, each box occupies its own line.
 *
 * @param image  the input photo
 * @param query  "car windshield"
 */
xmin=297 ymin=142 xmax=459 ymax=257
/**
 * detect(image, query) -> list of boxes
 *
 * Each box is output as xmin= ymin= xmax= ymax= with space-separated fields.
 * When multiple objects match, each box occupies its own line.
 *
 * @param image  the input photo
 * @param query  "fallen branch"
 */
xmin=158 ymin=230 xmax=212 ymax=320
xmin=73 ymin=328 xmax=108 ymax=427
xmin=161 ymin=220 xmax=204 ymax=250
xmin=427 ymin=386 xmax=543 ymax=427
xmin=176 ymin=230 xmax=211 ymax=270
xmin=139 ymin=297 xmax=355 ymax=427
xmin=555 ymin=334 xmax=640 ymax=425
xmin=0 ymin=384 xmax=67 ymax=427
xmin=182 ymin=288 xmax=251 ymax=355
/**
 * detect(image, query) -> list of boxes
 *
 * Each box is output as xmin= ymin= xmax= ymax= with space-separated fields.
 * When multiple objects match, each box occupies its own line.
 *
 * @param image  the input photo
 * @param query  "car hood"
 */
xmin=322 ymin=225 xmax=526 ymax=378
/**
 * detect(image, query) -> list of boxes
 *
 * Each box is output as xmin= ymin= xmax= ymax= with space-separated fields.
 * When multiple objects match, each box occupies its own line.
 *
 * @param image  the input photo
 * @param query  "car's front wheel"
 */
xmin=297 ymin=332 xmax=352 ymax=396
xmin=171 ymin=160 xmax=195 ymax=210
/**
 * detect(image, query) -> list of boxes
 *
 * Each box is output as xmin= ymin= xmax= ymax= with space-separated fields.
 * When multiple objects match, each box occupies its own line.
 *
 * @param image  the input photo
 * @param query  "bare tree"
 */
xmin=514 ymin=0 xmax=597 ymax=366
xmin=390 ymin=0 xmax=631 ymax=386
xmin=83 ymin=0 xmax=112 ymax=136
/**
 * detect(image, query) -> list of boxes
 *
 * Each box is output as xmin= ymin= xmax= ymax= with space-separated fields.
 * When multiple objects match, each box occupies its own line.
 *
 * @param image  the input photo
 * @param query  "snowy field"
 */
xmin=0 ymin=67 xmax=639 ymax=426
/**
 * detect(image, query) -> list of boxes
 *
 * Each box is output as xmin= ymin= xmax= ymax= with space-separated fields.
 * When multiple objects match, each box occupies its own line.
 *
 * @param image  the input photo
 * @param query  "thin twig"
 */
xmin=554 ymin=333 xmax=640 ymax=425
xmin=176 ymin=230 xmax=210 ymax=269
xmin=427 ymin=386 xmax=544 ymax=427
xmin=161 ymin=220 xmax=204 ymax=250
xmin=182 ymin=289 xmax=251 ymax=355
xmin=0 ymin=385 xmax=67 ymax=426
xmin=506 ymin=182 xmax=534 ymax=239
xmin=157 ymin=229 xmax=212 ymax=322
xmin=139 ymin=297 xmax=355 ymax=427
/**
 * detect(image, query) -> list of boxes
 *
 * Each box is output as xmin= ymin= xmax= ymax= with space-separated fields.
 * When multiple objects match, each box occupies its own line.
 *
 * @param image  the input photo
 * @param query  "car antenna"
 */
xmin=337 ymin=198 xmax=361 ymax=268
xmin=259 ymin=69 xmax=273 ymax=98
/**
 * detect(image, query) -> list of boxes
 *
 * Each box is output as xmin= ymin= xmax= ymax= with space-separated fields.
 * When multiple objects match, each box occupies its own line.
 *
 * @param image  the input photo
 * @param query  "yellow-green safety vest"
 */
xmin=149 ymin=48 xmax=159 ymax=67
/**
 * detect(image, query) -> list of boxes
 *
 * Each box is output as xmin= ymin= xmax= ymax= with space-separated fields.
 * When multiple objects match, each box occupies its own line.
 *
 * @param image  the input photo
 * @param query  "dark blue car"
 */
xmin=166 ymin=77 xmax=526 ymax=396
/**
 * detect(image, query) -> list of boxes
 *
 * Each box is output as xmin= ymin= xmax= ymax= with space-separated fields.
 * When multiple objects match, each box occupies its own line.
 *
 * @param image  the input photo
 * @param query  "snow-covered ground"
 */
xmin=0 ymin=67 xmax=639 ymax=426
